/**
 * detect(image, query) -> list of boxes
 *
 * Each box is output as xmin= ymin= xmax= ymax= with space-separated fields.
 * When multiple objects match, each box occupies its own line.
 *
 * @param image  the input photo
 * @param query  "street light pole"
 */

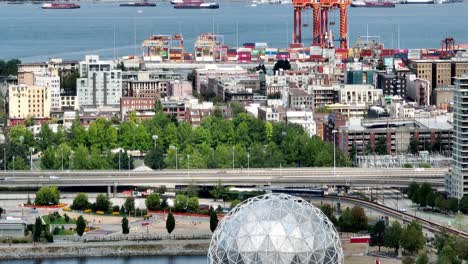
xmin=247 ymin=153 xmax=250 ymax=176
xmin=152 ymin=135 xmax=158 ymax=148
xmin=61 ymin=147 xmax=64 ymax=171
xmin=29 ymin=147 xmax=34 ymax=171
xmin=187 ymin=154 xmax=190 ymax=178
xmin=332 ymin=129 xmax=338 ymax=189
xmin=3 ymin=148 xmax=6 ymax=172
xmin=118 ymin=151 xmax=121 ymax=171
xmin=170 ymin=145 xmax=178 ymax=170
xmin=12 ymin=156 xmax=15 ymax=171
xmin=232 ymin=146 xmax=235 ymax=170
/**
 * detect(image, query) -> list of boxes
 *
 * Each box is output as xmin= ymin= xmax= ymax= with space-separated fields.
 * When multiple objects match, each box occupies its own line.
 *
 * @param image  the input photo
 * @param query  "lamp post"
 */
xmin=187 ymin=154 xmax=190 ymax=178
xmin=170 ymin=145 xmax=178 ymax=170
xmin=232 ymin=146 xmax=235 ymax=170
xmin=12 ymin=156 xmax=15 ymax=171
xmin=29 ymin=147 xmax=34 ymax=171
xmin=332 ymin=129 xmax=338 ymax=189
xmin=247 ymin=152 xmax=250 ymax=176
xmin=152 ymin=135 xmax=158 ymax=148
xmin=3 ymin=148 xmax=6 ymax=172
xmin=118 ymin=150 xmax=121 ymax=171
xmin=60 ymin=147 xmax=64 ymax=171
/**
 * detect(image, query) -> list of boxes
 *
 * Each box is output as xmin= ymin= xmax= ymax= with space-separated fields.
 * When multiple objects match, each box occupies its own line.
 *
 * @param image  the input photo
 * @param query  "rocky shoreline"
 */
xmin=0 ymin=239 xmax=210 ymax=260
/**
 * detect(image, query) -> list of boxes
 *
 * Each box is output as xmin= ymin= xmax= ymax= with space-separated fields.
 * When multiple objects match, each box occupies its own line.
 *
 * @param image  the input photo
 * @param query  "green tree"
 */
xmin=71 ymin=193 xmax=90 ymax=210
xmin=437 ymin=243 xmax=461 ymax=264
xmin=416 ymin=251 xmax=429 ymax=264
xmin=369 ymin=220 xmax=386 ymax=252
xmin=76 ymin=215 xmax=86 ymax=236
xmin=407 ymin=182 xmax=420 ymax=204
xmin=144 ymin=146 xmax=165 ymax=170
xmin=34 ymin=186 xmax=60 ymax=205
xmin=184 ymin=183 xmax=199 ymax=197
xmin=187 ymin=196 xmax=199 ymax=212
xmin=417 ymin=183 xmax=432 ymax=207
xmin=70 ymin=118 xmax=87 ymax=147
xmin=95 ymin=194 xmax=112 ymax=212
xmin=166 ymin=213 xmax=175 ymax=235
xmin=409 ymin=138 xmax=419 ymax=154
xmin=174 ymin=194 xmax=188 ymax=212
xmin=384 ymin=221 xmax=402 ymax=254
xmin=460 ymin=196 xmax=468 ymax=214
xmin=122 ymin=217 xmax=129 ymax=235
xmin=230 ymin=199 xmax=241 ymax=210
xmin=446 ymin=198 xmax=459 ymax=213
xmin=210 ymin=209 xmax=219 ymax=232
xmin=72 ymin=144 xmax=89 ymax=170
xmin=145 ymin=193 xmax=161 ymax=211
xmin=124 ymin=196 xmax=135 ymax=213
xmin=375 ymin=136 xmax=388 ymax=155
xmin=402 ymin=257 xmax=415 ymax=264
xmin=320 ymin=204 xmax=337 ymax=226
xmin=401 ymin=221 xmax=425 ymax=254
xmin=33 ymin=217 xmax=43 ymax=242
xmin=210 ymin=180 xmax=223 ymax=201
xmin=350 ymin=206 xmax=368 ymax=231
xmin=426 ymin=191 xmax=437 ymax=209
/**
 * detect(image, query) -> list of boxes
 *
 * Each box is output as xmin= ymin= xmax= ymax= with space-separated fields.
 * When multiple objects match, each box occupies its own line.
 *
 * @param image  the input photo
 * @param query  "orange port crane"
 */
xmin=293 ymin=0 xmax=350 ymax=49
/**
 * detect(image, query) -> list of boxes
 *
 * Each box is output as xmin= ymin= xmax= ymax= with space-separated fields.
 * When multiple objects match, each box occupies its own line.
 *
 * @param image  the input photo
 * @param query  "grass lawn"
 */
xmin=42 ymin=215 xmax=76 ymax=225
xmin=55 ymin=229 xmax=76 ymax=236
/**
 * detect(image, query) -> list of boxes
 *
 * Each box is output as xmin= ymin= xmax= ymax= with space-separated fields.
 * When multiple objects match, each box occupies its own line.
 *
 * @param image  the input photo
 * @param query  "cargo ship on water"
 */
xmin=351 ymin=0 xmax=395 ymax=7
xmin=174 ymin=0 xmax=219 ymax=9
xmin=120 ymin=0 xmax=156 ymax=7
xmin=41 ymin=2 xmax=80 ymax=9
xmin=400 ymin=0 xmax=434 ymax=3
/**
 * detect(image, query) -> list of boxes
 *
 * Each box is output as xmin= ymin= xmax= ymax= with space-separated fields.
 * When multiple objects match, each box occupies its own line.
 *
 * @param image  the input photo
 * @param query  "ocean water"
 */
xmin=0 ymin=1 xmax=467 ymax=62
xmin=0 ymin=256 xmax=207 ymax=264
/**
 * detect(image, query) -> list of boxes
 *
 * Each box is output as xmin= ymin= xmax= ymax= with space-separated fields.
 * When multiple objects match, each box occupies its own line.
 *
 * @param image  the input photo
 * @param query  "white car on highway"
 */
xmin=399 ymin=208 xmax=407 ymax=212
xmin=49 ymin=176 xmax=60 ymax=180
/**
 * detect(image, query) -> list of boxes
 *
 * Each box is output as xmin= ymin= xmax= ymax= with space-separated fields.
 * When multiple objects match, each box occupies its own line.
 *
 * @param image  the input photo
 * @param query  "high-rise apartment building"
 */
xmin=34 ymin=75 xmax=60 ymax=111
xmin=447 ymin=75 xmax=468 ymax=199
xmin=77 ymin=55 xmax=122 ymax=107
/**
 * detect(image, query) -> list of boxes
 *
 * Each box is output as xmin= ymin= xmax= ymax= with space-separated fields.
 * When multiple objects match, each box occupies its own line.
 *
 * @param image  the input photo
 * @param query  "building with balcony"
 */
xmin=446 ymin=75 xmax=468 ymax=198
xmin=76 ymin=55 xmax=122 ymax=107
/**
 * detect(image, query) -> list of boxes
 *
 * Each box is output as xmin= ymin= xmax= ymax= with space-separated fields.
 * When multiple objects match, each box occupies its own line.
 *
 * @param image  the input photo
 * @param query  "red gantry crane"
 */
xmin=293 ymin=0 xmax=350 ymax=49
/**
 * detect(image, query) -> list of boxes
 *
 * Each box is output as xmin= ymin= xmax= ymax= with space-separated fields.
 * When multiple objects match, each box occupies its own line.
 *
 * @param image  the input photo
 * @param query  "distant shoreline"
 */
xmin=0 ymin=239 xmax=210 ymax=260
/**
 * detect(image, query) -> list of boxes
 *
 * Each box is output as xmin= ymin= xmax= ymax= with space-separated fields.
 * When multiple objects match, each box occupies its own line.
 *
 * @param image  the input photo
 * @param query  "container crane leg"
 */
xmin=339 ymin=3 xmax=348 ymax=49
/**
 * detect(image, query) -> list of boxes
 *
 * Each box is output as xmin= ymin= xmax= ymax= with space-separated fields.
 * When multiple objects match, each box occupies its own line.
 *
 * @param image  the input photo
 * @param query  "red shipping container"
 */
xmin=350 ymin=236 xmax=370 ymax=244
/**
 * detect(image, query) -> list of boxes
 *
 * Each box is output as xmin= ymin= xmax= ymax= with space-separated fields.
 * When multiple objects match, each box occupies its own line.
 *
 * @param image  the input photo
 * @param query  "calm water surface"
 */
xmin=0 ymin=256 xmax=207 ymax=264
xmin=0 ymin=1 xmax=467 ymax=61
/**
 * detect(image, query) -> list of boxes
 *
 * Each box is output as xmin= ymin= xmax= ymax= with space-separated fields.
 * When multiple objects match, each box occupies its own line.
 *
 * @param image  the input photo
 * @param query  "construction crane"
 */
xmin=142 ymin=34 xmax=184 ymax=62
xmin=440 ymin=37 xmax=455 ymax=59
xmin=293 ymin=0 xmax=350 ymax=49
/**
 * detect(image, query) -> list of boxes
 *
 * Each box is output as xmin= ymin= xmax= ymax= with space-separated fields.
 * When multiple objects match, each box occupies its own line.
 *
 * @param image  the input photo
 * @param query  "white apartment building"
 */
xmin=286 ymin=110 xmax=316 ymax=136
xmin=77 ymin=55 xmax=122 ymax=107
xmin=34 ymin=75 xmax=60 ymax=111
xmin=447 ymin=76 xmax=468 ymax=199
xmin=336 ymin=84 xmax=383 ymax=106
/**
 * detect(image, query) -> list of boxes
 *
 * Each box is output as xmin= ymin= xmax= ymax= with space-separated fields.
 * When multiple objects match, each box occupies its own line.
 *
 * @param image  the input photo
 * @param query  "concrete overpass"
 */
xmin=0 ymin=168 xmax=448 ymax=192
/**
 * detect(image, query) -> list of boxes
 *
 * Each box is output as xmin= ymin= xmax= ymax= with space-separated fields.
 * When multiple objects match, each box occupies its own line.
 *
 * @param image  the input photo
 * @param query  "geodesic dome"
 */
xmin=208 ymin=193 xmax=343 ymax=264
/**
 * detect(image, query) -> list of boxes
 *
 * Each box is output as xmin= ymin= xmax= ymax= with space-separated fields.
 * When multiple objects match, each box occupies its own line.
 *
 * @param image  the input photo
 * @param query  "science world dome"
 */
xmin=208 ymin=193 xmax=343 ymax=264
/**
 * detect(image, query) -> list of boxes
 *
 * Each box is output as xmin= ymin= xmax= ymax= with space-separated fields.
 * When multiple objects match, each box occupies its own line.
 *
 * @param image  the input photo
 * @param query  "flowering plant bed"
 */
xmin=22 ymin=203 xmax=68 ymax=209
xmin=148 ymin=210 xmax=225 ymax=218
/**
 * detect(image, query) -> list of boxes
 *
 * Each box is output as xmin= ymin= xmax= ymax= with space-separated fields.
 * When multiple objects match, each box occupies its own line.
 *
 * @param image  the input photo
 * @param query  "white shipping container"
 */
xmin=310 ymin=46 xmax=322 ymax=56
xmin=255 ymin=42 xmax=268 ymax=49
xmin=237 ymin=48 xmax=253 ymax=52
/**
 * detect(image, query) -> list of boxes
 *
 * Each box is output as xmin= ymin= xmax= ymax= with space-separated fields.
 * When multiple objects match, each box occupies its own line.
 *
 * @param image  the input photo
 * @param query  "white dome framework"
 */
xmin=208 ymin=193 xmax=343 ymax=264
